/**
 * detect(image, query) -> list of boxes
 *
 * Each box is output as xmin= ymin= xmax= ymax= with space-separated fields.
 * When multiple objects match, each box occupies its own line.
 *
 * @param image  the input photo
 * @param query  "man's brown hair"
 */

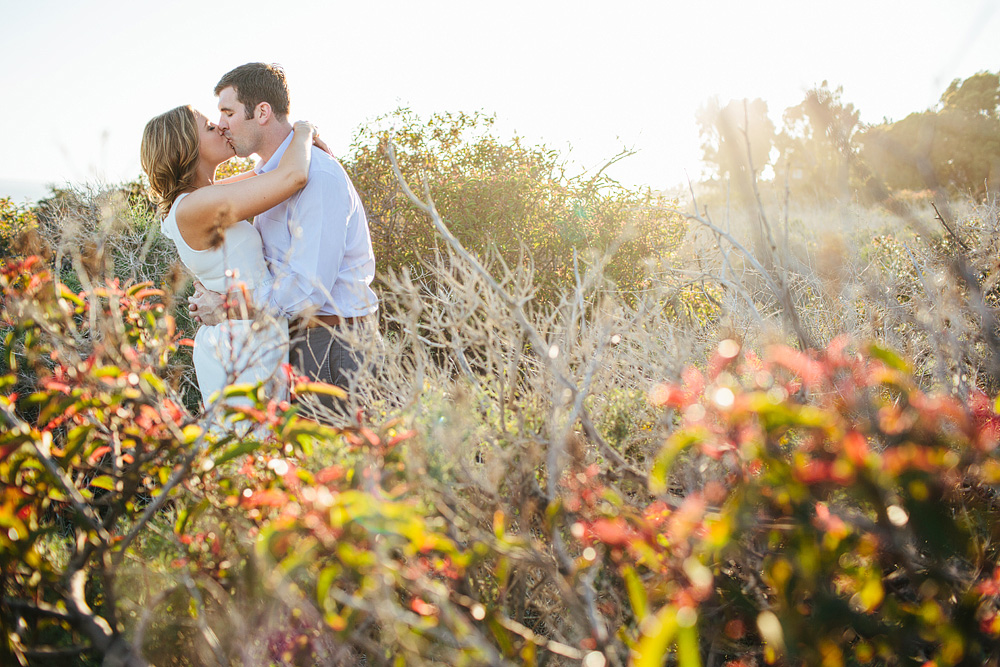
xmin=215 ymin=62 xmax=290 ymax=121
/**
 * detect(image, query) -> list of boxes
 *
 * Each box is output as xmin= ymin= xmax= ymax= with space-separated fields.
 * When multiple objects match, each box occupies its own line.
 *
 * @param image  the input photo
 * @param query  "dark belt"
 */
xmin=291 ymin=314 xmax=368 ymax=329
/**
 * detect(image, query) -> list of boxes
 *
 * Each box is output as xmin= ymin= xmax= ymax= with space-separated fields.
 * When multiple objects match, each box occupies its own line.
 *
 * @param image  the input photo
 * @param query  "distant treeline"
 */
xmin=698 ymin=71 xmax=1000 ymax=204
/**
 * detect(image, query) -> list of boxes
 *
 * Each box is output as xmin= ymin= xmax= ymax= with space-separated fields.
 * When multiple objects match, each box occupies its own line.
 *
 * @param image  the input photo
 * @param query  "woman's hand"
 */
xmin=293 ymin=120 xmax=317 ymax=136
xmin=294 ymin=121 xmax=335 ymax=157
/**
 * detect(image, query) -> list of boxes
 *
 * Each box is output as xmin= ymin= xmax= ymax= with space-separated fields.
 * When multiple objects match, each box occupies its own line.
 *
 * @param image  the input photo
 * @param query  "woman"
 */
xmin=140 ymin=105 xmax=318 ymax=414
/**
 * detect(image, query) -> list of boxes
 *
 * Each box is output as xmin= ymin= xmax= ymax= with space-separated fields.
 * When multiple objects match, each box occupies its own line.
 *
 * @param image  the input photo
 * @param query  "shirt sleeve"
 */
xmin=253 ymin=169 xmax=349 ymax=318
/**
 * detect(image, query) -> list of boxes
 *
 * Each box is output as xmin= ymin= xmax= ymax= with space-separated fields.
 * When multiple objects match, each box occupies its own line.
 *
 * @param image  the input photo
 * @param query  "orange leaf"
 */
xmin=589 ymin=517 xmax=632 ymax=546
xmin=843 ymin=431 xmax=868 ymax=465
xmin=88 ymin=446 xmax=112 ymax=464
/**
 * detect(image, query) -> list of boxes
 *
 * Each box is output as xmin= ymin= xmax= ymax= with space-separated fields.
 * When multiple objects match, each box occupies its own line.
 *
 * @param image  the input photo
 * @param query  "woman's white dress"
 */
xmin=161 ymin=193 xmax=288 ymax=409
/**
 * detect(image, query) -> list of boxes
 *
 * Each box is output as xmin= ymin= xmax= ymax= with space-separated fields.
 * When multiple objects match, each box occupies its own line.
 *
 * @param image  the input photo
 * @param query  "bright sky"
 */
xmin=2 ymin=0 xmax=998 ymax=196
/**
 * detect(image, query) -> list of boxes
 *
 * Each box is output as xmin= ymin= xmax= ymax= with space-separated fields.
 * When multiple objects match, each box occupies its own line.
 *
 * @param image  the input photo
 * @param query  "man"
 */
xmin=190 ymin=62 xmax=379 ymax=419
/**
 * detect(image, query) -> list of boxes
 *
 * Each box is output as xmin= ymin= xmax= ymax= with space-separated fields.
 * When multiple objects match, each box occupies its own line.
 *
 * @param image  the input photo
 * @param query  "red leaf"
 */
xmin=588 ymin=517 xmax=633 ymax=546
xmin=649 ymin=382 xmax=686 ymax=408
xmin=387 ymin=429 xmax=416 ymax=447
xmin=682 ymin=366 xmax=705 ymax=400
xmin=843 ymin=431 xmax=868 ymax=465
xmin=410 ymin=597 xmax=438 ymax=616
xmin=130 ymin=287 xmax=165 ymax=301
xmin=241 ymin=489 xmax=289 ymax=508
xmin=316 ymin=465 xmax=345 ymax=484
xmin=0 ymin=441 xmax=24 ymax=463
xmin=767 ymin=345 xmax=825 ymax=388
xmin=41 ymin=379 xmax=72 ymax=394
xmin=88 ymin=446 xmax=112 ymax=464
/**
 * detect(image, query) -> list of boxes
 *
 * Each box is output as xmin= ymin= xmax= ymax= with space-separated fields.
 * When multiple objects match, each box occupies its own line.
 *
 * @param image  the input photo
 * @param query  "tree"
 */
xmin=858 ymin=71 xmax=1000 ymax=199
xmin=941 ymin=71 xmax=1000 ymax=119
xmin=774 ymin=82 xmax=861 ymax=202
xmin=696 ymin=97 xmax=776 ymax=202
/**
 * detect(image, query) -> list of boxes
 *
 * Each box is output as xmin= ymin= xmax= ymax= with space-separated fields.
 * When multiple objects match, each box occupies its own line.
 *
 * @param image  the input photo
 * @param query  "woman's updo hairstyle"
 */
xmin=140 ymin=105 xmax=200 ymax=217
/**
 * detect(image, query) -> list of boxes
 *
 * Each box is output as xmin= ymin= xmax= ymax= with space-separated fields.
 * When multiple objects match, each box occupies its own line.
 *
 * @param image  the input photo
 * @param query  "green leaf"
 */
xmin=0 ymin=430 xmax=32 ymax=464
xmin=5 ymin=330 xmax=18 ymax=372
xmin=61 ymin=425 xmax=94 ymax=462
xmin=8 ymin=453 xmax=44 ymax=479
xmin=486 ymin=616 xmax=516 ymax=657
xmin=867 ymin=343 xmax=911 ymax=373
xmin=317 ymin=564 xmax=339 ymax=606
xmin=181 ymin=424 xmax=205 ymax=445
xmin=623 ymin=565 xmax=649 ymax=622
xmin=221 ymin=383 xmax=259 ymax=399
xmin=650 ymin=428 xmax=706 ymax=494
xmin=92 ymin=365 xmax=123 ymax=379
xmin=747 ymin=397 xmax=835 ymax=431
xmin=140 ymin=371 xmax=166 ymax=394
xmin=294 ymin=381 xmax=348 ymax=400
xmin=57 ymin=284 xmax=85 ymax=306
xmin=34 ymin=395 xmax=76 ymax=426
xmin=89 ymin=475 xmax=115 ymax=491
xmin=175 ymin=498 xmax=209 ymax=535
xmin=277 ymin=419 xmax=338 ymax=457
xmin=125 ymin=281 xmax=154 ymax=297
xmin=677 ymin=623 xmax=702 ymax=667
xmin=213 ymin=439 xmax=262 ymax=467
xmin=634 ymin=605 xmax=678 ymax=667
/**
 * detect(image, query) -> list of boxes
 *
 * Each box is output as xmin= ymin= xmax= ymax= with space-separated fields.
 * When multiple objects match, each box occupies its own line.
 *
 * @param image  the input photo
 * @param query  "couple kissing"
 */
xmin=140 ymin=62 xmax=379 ymax=426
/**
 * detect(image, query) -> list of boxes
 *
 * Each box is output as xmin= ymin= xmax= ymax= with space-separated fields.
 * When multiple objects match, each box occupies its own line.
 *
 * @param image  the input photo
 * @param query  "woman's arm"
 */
xmin=215 ymin=170 xmax=257 ymax=185
xmin=213 ymin=134 xmax=332 ymax=185
xmin=175 ymin=122 xmax=316 ymax=250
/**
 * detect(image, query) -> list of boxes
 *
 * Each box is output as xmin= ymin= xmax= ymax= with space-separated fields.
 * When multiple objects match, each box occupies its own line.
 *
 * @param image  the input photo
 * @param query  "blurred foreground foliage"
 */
xmin=5 ymin=104 xmax=1000 ymax=666
xmin=3 ymin=248 xmax=1000 ymax=665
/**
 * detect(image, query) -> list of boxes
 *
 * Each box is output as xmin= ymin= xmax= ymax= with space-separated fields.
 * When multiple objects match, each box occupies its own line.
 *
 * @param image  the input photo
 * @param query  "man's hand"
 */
xmin=188 ymin=281 xmax=226 ymax=327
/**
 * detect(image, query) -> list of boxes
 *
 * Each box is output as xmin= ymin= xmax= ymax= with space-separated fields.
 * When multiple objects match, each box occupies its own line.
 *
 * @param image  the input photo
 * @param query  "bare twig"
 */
xmin=932 ymin=202 xmax=970 ymax=252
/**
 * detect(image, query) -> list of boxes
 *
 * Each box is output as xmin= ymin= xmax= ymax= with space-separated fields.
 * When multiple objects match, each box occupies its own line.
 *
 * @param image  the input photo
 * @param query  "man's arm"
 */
xmin=188 ymin=282 xmax=227 ymax=326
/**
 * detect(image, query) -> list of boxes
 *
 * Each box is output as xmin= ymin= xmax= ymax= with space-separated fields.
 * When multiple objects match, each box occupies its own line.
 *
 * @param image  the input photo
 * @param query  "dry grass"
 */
xmin=10 ymin=172 xmax=1000 ymax=664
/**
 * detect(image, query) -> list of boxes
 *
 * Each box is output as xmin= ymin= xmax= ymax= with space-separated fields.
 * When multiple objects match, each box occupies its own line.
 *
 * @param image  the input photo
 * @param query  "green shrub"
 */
xmin=345 ymin=109 xmax=686 ymax=304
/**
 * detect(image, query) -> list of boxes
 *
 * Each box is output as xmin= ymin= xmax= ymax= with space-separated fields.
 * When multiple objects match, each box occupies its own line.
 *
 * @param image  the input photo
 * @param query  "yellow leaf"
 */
xmin=623 ymin=565 xmax=649 ymax=622
xmin=89 ymin=475 xmax=116 ymax=491
xmin=634 ymin=605 xmax=678 ymax=667
xmin=294 ymin=382 xmax=348 ymax=399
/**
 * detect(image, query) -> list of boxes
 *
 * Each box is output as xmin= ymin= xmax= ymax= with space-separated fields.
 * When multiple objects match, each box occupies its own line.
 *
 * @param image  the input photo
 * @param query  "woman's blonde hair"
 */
xmin=140 ymin=105 xmax=200 ymax=217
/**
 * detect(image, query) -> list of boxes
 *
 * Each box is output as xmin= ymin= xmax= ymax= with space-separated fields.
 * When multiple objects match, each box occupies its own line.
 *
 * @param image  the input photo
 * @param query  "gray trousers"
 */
xmin=290 ymin=325 xmax=362 ymax=422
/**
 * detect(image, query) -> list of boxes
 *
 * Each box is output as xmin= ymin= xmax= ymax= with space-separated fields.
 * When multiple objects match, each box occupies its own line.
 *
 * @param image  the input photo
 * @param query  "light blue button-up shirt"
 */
xmin=253 ymin=131 xmax=378 ymax=319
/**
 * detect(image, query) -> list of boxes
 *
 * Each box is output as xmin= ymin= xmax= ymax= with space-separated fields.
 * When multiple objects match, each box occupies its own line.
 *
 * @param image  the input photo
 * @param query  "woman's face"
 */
xmin=194 ymin=109 xmax=235 ymax=166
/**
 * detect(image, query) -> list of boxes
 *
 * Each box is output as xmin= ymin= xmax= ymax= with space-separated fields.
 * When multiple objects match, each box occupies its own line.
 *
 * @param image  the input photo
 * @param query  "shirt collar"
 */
xmin=254 ymin=130 xmax=295 ymax=175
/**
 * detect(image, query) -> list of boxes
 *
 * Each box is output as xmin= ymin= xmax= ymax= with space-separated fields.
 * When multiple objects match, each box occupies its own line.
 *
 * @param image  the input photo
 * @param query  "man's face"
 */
xmin=194 ymin=109 xmax=235 ymax=166
xmin=217 ymin=86 xmax=259 ymax=158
